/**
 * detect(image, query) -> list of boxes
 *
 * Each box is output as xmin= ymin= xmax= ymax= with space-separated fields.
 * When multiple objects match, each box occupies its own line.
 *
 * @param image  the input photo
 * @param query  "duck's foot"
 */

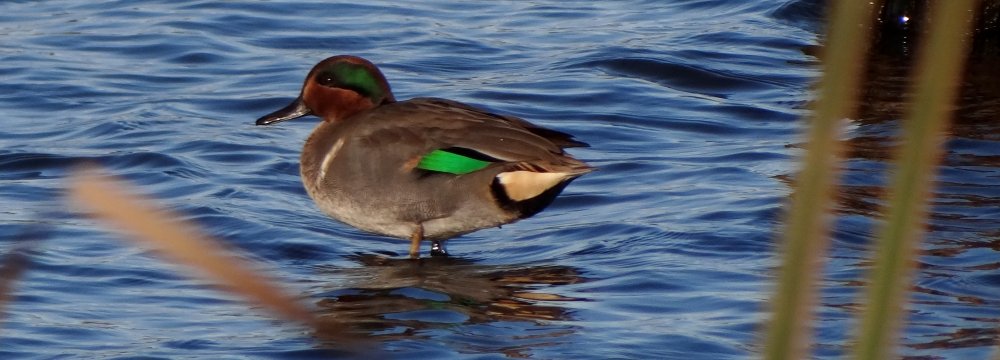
xmin=430 ymin=240 xmax=448 ymax=257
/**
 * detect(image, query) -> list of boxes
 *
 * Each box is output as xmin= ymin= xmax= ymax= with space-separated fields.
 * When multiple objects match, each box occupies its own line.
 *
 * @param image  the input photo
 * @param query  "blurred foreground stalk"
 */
xmin=762 ymin=2 xmax=878 ymax=359
xmin=852 ymin=1 xmax=978 ymax=359
xmin=0 ymin=243 xmax=33 ymax=333
xmin=69 ymin=168 xmax=317 ymax=327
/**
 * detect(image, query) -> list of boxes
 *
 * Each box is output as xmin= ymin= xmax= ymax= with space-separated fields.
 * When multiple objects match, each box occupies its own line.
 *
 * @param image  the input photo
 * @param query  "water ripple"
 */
xmin=1 ymin=0 xmax=997 ymax=359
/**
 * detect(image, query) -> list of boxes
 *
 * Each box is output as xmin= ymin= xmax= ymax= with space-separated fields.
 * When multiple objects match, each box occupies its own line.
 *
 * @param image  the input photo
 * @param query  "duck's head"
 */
xmin=256 ymin=55 xmax=395 ymax=126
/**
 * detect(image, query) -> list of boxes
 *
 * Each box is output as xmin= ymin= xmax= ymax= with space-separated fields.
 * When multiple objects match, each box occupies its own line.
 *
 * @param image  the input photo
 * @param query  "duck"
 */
xmin=255 ymin=55 xmax=593 ymax=258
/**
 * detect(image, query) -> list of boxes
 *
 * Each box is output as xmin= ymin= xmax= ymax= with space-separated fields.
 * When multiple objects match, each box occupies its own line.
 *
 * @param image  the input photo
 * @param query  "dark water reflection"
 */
xmin=310 ymin=255 xmax=584 ymax=355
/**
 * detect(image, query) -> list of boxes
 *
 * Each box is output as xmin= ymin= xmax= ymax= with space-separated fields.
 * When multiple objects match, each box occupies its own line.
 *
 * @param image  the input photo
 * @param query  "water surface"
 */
xmin=1 ymin=0 xmax=998 ymax=358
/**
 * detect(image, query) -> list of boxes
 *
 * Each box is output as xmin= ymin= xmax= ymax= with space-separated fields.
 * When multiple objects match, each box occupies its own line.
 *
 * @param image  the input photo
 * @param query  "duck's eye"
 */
xmin=316 ymin=73 xmax=336 ymax=87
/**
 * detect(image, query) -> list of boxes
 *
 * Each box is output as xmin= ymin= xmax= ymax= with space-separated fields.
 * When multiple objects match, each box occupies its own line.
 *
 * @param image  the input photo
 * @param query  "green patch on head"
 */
xmin=318 ymin=62 xmax=384 ymax=101
xmin=417 ymin=149 xmax=493 ymax=175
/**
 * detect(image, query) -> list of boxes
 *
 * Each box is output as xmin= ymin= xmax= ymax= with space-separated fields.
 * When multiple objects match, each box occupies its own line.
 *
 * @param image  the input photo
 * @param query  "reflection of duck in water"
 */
xmin=309 ymin=254 xmax=587 ymax=351
xmin=255 ymin=55 xmax=592 ymax=258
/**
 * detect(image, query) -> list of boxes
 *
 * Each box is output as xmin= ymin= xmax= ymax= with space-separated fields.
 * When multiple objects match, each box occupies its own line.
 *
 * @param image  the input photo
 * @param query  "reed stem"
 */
xmin=762 ymin=2 xmax=878 ymax=359
xmin=852 ymin=1 xmax=978 ymax=359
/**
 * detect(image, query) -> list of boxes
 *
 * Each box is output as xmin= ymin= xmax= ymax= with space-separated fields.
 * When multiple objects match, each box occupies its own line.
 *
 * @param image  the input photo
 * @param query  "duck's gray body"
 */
xmin=299 ymin=97 xmax=591 ymax=241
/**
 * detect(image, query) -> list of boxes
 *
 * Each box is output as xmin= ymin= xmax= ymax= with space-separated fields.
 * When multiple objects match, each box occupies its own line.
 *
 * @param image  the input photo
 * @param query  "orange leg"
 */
xmin=408 ymin=225 xmax=423 ymax=259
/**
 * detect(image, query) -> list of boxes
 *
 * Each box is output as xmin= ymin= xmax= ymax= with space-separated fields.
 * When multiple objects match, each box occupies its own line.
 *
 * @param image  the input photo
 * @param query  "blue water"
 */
xmin=1 ymin=0 xmax=998 ymax=358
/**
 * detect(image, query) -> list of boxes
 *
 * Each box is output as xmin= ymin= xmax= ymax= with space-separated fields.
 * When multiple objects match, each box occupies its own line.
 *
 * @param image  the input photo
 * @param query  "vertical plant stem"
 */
xmin=0 ymin=247 xmax=32 ymax=333
xmin=852 ymin=1 xmax=978 ymax=359
xmin=762 ymin=2 xmax=878 ymax=359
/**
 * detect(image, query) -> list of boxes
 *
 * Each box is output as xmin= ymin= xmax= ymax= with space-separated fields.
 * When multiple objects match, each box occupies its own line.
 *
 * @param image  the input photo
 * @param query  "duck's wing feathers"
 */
xmin=351 ymin=97 xmax=592 ymax=175
xmin=417 ymin=98 xmax=590 ymax=149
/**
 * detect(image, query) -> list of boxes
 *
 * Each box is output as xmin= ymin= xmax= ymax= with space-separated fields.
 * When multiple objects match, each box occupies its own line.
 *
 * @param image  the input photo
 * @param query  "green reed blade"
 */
xmin=851 ymin=1 xmax=979 ymax=359
xmin=762 ymin=2 xmax=879 ymax=359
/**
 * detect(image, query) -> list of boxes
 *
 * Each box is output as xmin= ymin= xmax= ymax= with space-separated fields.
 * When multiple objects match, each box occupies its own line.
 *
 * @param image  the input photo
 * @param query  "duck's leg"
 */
xmin=430 ymin=240 xmax=448 ymax=257
xmin=408 ymin=225 xmax=424 ymax=259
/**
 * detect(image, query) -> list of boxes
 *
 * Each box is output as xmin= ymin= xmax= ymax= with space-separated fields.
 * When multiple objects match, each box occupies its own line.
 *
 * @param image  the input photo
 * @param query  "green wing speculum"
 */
xmin=416 ymin=148 xmax=496 ymax=175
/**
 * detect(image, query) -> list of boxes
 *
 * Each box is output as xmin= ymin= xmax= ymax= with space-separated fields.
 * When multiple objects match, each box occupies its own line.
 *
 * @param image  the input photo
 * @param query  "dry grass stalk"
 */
xmin=68 ymin=168 xmax=317 ymax=327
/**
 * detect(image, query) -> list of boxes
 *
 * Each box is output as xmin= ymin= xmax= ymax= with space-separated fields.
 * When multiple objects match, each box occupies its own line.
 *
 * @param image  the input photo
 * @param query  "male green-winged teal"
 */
xmin=256 ymin=55 xmax=592 ymax=258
